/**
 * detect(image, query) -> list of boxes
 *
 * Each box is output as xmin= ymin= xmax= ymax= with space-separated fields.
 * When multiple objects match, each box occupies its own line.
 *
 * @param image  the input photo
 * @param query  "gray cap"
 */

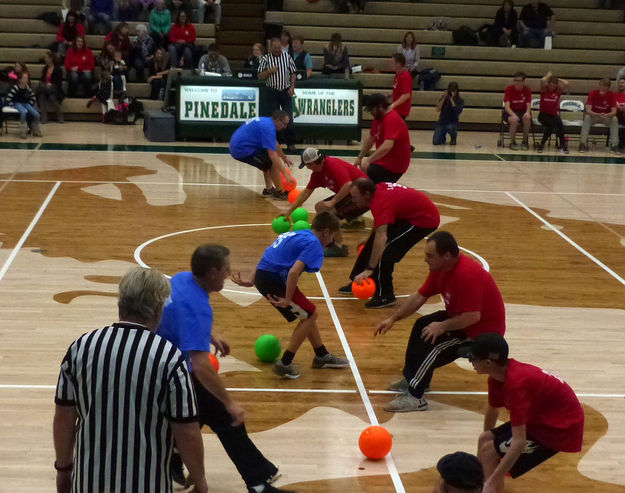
xmin=299 ymin=147 xmax=323 ymax=168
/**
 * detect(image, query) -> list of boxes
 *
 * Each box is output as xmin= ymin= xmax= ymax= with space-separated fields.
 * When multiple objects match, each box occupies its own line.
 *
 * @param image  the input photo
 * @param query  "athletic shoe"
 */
xmin=559 ymin=146 xmax=569 ymax=154
xmin=520 ymin=140 xmax=529 ymax=150
xmin=324 ymin=243 xmax=348 ymax=257
xmin=262 ymin=187 xmax=276 ymax=198
xmin=272 ymin=189 xmax=289 ymax=201
xmin=248 ymin=483 xmax=297 ymax=493
xmin=312 ymin=353 xmax=349 ymax=369
xmin=170 ymin=452 xmax=186 ymax=486
xmin=273 ymin=361 xmax=301 ymax=379
xmin=450 ymin=136 xmax=457 ymax=145
xmin=365 ymin=296 xmax=397 ymax=309
xmin=387 ymin=377 xmax=409 ymax=393
xmin=341 ymin=218 xmax=366 ymax=230
xmin=509 ymin=141 xmax=519 ymax=150
xmin=338 ymin=283 xmax=353 ymax=295
xmin=578 ymin=143 xmax=587 ymax=153
xmin=384 ymin=393 xmax=429 ymax=412
xmin=536 ymin=143 xmax=544 ymax=153
xmin=610 ymin=146 xmax=619 ymax=154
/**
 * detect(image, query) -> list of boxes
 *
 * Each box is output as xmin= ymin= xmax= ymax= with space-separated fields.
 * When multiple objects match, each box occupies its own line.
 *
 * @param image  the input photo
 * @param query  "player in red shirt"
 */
xmin=459 ymin=333 xmax=584 ymax=493
xmin=580 ymin=78 xmax=619 ymax=153
xmin=338 ymin=178 xmax=439 ymax=308
xmin=503 ymin=71 xmax=532 ymax=150
xmin=375 ymin=231 xmax=505 ymax=412
xmin=389 ymin=53 xmax=413 ymax=120
xmin=280 ymin=148 xmax=368 ymax=257
xmin=614 ymin=77 xmax=625 ymax=150
xmin=537 ymin=71 xmax=569 ymax=153
xmin=355 ymin=93 xmax=412 ymax=183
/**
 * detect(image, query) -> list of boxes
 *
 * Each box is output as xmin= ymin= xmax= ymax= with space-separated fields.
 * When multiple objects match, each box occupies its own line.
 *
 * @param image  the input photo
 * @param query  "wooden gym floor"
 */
xmin=1 ymin=124 xmax=624 ymax=492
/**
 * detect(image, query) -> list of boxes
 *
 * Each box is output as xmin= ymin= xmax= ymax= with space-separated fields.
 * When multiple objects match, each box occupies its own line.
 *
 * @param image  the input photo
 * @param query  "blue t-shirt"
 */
xmin=257 ymin=230 xmax=324 ymax=282
xmin=229 ymin=117 xmax=277 ymax=159
xmin=157 ymin=271 xmax=212 ymax=371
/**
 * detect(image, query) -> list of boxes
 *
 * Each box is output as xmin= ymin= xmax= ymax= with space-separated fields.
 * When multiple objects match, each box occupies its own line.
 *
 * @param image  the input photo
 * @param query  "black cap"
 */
xmin=457 ymin=332 xmax=509 ymax=362
xmin=364 ymin=93 xmax=388 ymax=112
xmin=437 ymin=451 xmax=485 ymax=489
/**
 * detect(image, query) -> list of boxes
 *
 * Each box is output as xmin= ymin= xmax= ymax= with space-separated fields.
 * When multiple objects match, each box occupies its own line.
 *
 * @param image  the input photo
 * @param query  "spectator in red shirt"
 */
xmin=503 ymin=71 xmax=532 ymax=150
xmin=338 ymin=178 xmax=439 ymax=309
xmin=537 ymin=71 xmax=569 ymax=153
xmin=460 ymin=333 xmax=584 ymax=493
xmin=580 ymin=78 xmax=619 ymax=153
xmin=615 ymin=77 xmax=625 ymax=150
xmin=105 ymin=22 xmax=131 ymax=61
xmin=64 ymin=36 xmax=95 ymax=97
xmin=281 ymin=148 xmax=368 ymax=257
xmin=168 ymin=10 xmax=196 ymax=68
xmin=375 ymin=231 xmax=505 ymax=412
xmin=356 ymin=93 xmax=412 ymax=183
xmin=56 ymin=10 xmax=85 ymax=57
xmin=389 ymin=53 xmax=412 ymax=120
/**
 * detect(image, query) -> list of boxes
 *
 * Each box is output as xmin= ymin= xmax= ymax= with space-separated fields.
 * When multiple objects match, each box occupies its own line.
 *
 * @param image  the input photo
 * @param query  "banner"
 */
xmin=292 ymin=88 xmax=359 ymax=125
xmin=179 ymin=85 xmax=259 ymax=122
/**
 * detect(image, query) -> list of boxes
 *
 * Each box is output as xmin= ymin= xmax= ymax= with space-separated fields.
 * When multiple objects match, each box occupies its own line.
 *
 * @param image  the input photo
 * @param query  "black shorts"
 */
xmin=254 ymin=269 xmax=316 ymax=322
xmin=491 ymin=422 xmax=558 ymax=478
xmin=237 ymin=149 xmax=272 ymax=172
xmin=503 ymin=110 xmax=526 ymax=124
xmin=323 ymin=194 xmax=369 ymax=220
xmin=367 ymin=163 xmax=403 ymax=184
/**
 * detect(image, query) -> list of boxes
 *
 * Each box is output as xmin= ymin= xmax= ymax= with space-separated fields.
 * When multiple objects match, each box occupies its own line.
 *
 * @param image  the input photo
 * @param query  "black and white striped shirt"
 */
xmin=258 ymin=51 xmax=297 ymax=91
xmin=55 ymin=322 xmax=198 ymax=493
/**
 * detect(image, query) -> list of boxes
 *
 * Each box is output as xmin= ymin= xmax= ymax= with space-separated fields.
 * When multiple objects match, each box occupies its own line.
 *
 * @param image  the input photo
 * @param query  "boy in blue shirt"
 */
xmin=233 ymin=212 xmax=349 ymax=378
xmin=230 ymin=109 xmax=295 ymax=200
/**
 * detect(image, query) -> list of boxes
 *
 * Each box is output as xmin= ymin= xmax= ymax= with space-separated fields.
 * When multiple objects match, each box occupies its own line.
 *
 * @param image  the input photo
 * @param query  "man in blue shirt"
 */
xmin=233 ymin=212 xmax=349 ymax=379
xmin=158 ymin=244 xmax=294 ymax=493
xmin=230 ymin=110 xmax=295 ymax=200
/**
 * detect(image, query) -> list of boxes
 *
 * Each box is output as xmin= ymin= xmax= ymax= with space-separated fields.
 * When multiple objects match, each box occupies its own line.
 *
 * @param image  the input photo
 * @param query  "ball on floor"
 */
xmin=293 ymin=220 xmax=311 ymax=231
xmin=255 ymin=334 xmax=282 ymax=362
xmin=272 ymin=216 xmax=291 ymax=234
xmin=352 ymin=278 xmax=376 ymax=299
xmin=359 ymin=425 xmax=392 ymax=460
xmin=291 ymin=207 xmax=309 ymax=223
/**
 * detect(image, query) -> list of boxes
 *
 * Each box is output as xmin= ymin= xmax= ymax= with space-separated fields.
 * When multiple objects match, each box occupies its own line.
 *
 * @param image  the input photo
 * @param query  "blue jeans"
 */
xmin=433 ymin=122 xmax=457 ymax=145
xmin=518 ymin=28 xmax=545 ymax=48
xmin=14 ymin=103 xmax=40 ymax=124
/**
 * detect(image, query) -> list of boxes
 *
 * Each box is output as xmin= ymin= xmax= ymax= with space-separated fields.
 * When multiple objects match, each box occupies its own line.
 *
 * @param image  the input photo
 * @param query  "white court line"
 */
xmin=493 ymin=154 xmax=505 ymax=162
xmin=315 ymin=271 xmax=406 ymax=493
xmin=0 ymin=181 xmax=61 ymax=283
xmin=506 ymin=192 xmax=625 ymax=287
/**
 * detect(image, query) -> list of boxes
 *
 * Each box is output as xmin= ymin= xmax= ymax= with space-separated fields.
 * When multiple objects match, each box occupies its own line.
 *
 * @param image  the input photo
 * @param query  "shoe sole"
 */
xmin=366 ymin=300 xmax=397 ymax=309
xmin=384 ymin=404 xmax=429 ymax=412
xmin=313 ymin=363 xmax=350 ymax=369
xmin=272 ymin=368 xmax=301 ymax=379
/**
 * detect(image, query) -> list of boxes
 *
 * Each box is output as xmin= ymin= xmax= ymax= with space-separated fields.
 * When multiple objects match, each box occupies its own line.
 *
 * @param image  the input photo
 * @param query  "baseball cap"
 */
xmin=457 ymin=332 xmax=509 ymax=362
xmin=299 ymin=147 xmax=323 ymax=168
xmin=437 ymin=451 xmax=484 ymax=489
xmin=364 ymin=93 xmax=388 ymax=112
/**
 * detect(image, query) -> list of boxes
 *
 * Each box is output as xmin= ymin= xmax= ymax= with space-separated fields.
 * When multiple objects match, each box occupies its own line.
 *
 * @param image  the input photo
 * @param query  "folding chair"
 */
xmin=559 ymin=99 xmax=584 ymax=147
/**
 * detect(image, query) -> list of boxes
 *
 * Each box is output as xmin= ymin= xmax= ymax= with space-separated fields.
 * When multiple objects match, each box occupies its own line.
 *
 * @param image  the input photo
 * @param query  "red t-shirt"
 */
xmin=540 ymin=88 xmax=561 ymax=116
xmin=392 ymin=69 xmax=413 ymax=117
xmin=370 ymin=110 xmax=411 ymax=174
xmin=504 ymin=85 xmax=532 ymax=112
xmin=587 ymin=90 xmax=616 ymax=114
xmin=64 ymin=47 xmax=95 ymax=72
xmin=370 ymin=182 xmax=439 ymax=229
xmin=614 ymin=92 xmax=625 ymax=105
xmin=169 ymin=23 xmax=197 ymax=44
xmin=418 ymin=254 xmax=505 ymax=339
xmin=306 ymin=156 xmax=366 ymax=193
xmin=488 ymin=359 xmax=584 ymax=453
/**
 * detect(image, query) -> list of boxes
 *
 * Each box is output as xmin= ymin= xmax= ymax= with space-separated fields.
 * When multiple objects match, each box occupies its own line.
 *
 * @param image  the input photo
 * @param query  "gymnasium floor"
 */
xmin=1 ymin=123 xmax=624 ymax=492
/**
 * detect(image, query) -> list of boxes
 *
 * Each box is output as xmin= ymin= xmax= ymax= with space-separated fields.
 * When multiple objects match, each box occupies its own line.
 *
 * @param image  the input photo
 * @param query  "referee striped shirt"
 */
xmin=258 ymin=51 xmax=297 ymax=91
xmin=55 ymin=321 xmax=198 ymax=493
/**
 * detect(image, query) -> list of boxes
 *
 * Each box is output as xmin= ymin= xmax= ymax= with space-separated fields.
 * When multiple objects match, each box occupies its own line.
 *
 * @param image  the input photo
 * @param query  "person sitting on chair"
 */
xmin=536 ymin=71 xmax=569 ymax=154
xmin=503 ymin=71 xmax=532 ymax=150
xmin=579 ymin=78 xmax=618 ymax=154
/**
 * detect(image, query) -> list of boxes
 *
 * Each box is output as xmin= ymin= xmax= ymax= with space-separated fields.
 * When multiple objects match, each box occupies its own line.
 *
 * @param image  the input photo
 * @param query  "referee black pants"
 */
xmin=191 ymin=375 xmax=277 ymax=487
xmin=349 ymin=222 xmax=436 ymax=299
xmin=267 ymin=87 xmax=295 ymax=145
xmin=403 ymin=310 xmax=471 ymax=399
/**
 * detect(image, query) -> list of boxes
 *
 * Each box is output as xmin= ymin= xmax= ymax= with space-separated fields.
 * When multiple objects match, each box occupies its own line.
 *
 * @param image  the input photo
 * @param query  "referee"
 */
xmin=258 ymin=37 xmax=297 ymax=151
xmin=53 ymin=267 xmax=207 ymax=493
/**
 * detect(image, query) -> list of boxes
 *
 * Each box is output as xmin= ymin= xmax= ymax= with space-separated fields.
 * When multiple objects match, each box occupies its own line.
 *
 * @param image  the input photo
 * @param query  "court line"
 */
xmin=506 ymin=192 xmax=625 ymax=287
xmin=315 ymin=271 xmax=406 ymax=493
xmin=0 ymin=181 xmax=61 ymax=283
xmin=493 ymin=154 xmax=505 ymax=161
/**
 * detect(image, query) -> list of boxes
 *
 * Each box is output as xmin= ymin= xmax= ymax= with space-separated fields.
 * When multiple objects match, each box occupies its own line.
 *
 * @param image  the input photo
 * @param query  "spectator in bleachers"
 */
xmin=37 ymin=52 xmax=65 ymax=123
xmin=518 ymin=0 xmax=554 ymax=48
xmin=322 ymin=33 xmax=350 ymax=76
xmin=88 ymin=0 xmax=114 ymax=34
xmin=56 ymin=10 xmax=86 ymax=57
xmin=65 ymin=36 xmax=95 ymax=97
xmin=136 ymin=0 xmax=155 ymax=21
xmin=148 ymin=48 xmax=170 ymax=99
xmin=397 ymin=31 xmax=419 ymax=78
xmin=244 ymin=43 xmax=264 ymax=72
xmin=291 ymin=34 xmax=313 ymax=79
xmin=150 ymin=0 xmax=172 ymax=47
xmin=167 ymin=0 xmax=192 ymax=22
xmin=579 ymin=78 xmax=619 ymax=153
xmin=115 ymin=0 xmax=137 ymax=21
xmin=503 ymin=71 xmax=531 ymax=150
xmin=488 ymin=0 xmax=518 ymax=47
xmin=6 ymin=73 xmax=42 ymax=138
xmin=168 ymin=11 xmax=196 ymax=68
xmin=131 ymin=24 xmax=156 ymax=81
xmin=433 ymin=82 xmax=464 ymax=145
xmin=198 ymin=0 xmax=221 ymax=27
xmin=198 ymin=43 xmax=232 ymax=75
xmin=615 ymin=78 xmax=625 ymax=151
xmin=349 ymin=0 xmax=366 ymax=13
xmin=389 ymin=53 xmax=412 ymax=121
xmin=280 ymin=29 xmax=292 ymax=56
xmin=112 ymin=50 xmax=128 ymax=94
xmin=98 ymin=40 xmax=116 ymax=72
xmin=536 ymin=71 xmax=569 ymax=153
xmin=105 ymin=22 xmax=132 ymax=61
xmin=7 ymin=62 xmax=29 ymax=84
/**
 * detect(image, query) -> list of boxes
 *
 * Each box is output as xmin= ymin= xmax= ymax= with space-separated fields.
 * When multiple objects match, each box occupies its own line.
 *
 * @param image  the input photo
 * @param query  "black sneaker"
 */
xmin=170 ymin=452 xmax=186 ymax=486
xmin=248 ymin=484 xmax=297 ymax=493
xmin=338 ymin=283 xmax=353 ymax=295
xmin=509 ymin=141 xmax=519 ymax=150
xmin=449 ymin=136 xmax=457 ymax=145
xmin=559 ymin=145 xmax=569 ymax=154
xmin=272 ymin=189 xmax=289 ymax=200
xmin=536 ymin=143 xmax=544 ymax=153
xmin=324 ymin=243 xmax=348 ymax=257
xmin=365 ymin=296 xmax=397 ymax=309
xmin=520 ymin=140 xmax=529 ymax=150
xmin=262 ymin=187 xmax=276 ymax=198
